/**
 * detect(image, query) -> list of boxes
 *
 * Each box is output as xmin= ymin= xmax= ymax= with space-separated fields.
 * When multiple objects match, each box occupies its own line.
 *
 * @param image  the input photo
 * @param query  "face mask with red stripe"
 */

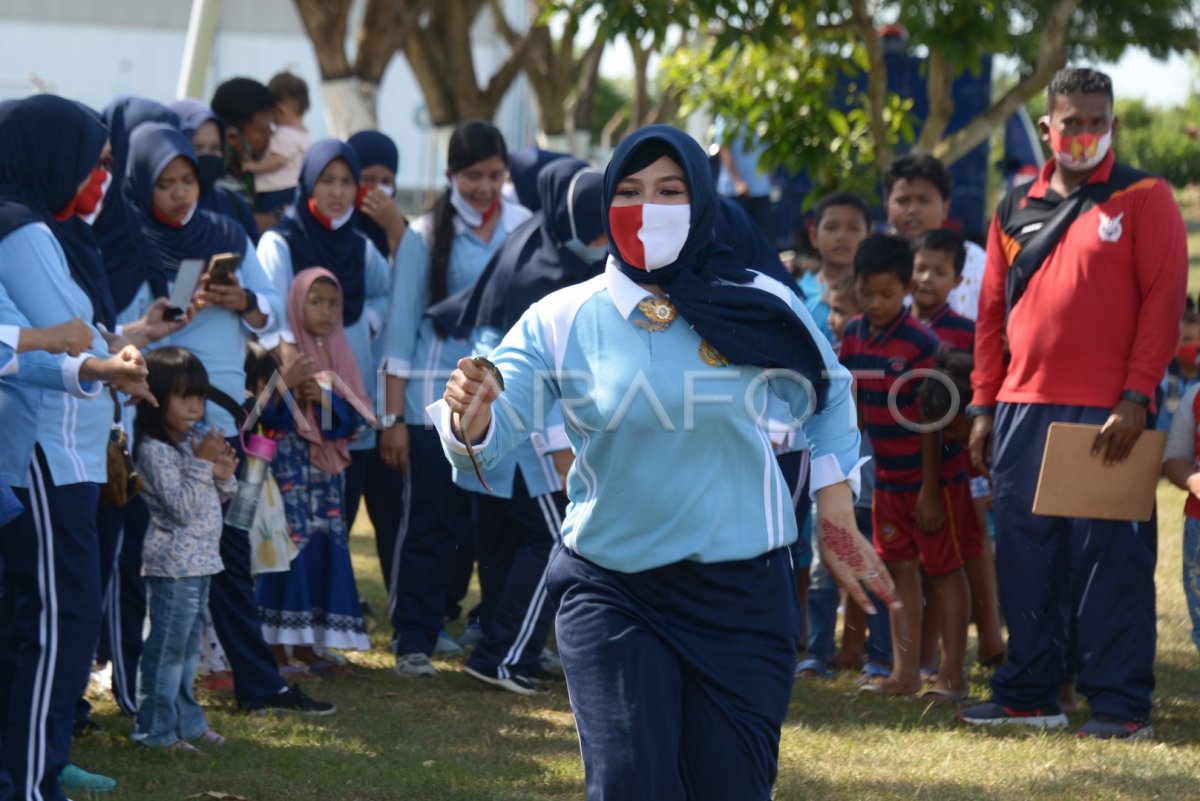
xmin=1047 ymin=127 xmax=1112 ymax=171
xmin=607 ymin=203 xmax=691 ymax=271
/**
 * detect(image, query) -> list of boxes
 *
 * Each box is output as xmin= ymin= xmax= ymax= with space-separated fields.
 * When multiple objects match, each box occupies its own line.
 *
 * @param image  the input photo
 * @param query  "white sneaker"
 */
xmin=434 ymin=630 xmax=464 ymax=656
xmin=394 ymin=652 xmax=438 ymax=677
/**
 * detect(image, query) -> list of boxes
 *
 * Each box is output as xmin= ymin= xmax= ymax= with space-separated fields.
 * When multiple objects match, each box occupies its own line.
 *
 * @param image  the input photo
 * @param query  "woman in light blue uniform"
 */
xmin=0 ymin=95 xmax=156 ymax=801
xmin=380 ymin=121 xmax=530 ymax=671
xmin=435 ymin=126 xmax=895 ymax=800
xmin=257 ymin=139 xmax=392 ymax=531
xmin=426 ymin=158 xmax=607 ymax=693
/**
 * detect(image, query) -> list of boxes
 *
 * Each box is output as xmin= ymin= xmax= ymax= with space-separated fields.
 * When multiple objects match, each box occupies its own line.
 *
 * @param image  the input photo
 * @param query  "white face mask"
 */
xmin=449 ymin=179 xmax=486 ymax=228
xmin=375 ymin=184 xmax=396 ymax=198
xmin=330 ymin=206 xmax=354 ymax=230
xmin=608 ymin=203 xmax=691 ymax=272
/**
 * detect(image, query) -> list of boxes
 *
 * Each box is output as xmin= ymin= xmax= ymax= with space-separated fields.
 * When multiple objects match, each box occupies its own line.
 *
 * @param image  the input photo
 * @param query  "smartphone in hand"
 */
xmin=206 ymin=252 xmax=242 ymax=286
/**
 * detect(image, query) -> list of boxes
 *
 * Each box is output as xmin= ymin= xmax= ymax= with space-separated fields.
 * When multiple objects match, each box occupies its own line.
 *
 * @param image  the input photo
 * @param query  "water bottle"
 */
xmin=225 ymin=433 xmax=277 ymax=530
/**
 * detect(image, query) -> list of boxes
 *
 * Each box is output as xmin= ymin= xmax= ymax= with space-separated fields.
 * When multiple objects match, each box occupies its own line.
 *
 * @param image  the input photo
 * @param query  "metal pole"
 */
xmin=176 ymin=0 xmax=222 ymax=100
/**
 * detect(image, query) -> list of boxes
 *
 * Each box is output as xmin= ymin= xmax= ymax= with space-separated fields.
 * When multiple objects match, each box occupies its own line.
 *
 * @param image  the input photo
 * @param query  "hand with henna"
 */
xmin=814 ymin=482 xmax=900 ymax=615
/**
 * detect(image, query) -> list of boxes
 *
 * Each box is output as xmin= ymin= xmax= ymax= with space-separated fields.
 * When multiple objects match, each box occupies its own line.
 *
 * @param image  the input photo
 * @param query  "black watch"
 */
xmin=965 ymin=404 xmax=995 ymax=420
xmin=241 ymin=289 xmax=258 ymax=315
xmin=1119 ymin=390 xmax=1151 ymax=408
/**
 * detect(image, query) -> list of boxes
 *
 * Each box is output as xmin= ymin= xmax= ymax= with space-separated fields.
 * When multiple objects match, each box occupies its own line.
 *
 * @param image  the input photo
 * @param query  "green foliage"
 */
xmin=588 ymin=74 xmax=633 ymax=144
xmin=1114 ymin=95 xmax=1200 ymax=187
xmin=661 ymin=34 xmax=915 ymax=203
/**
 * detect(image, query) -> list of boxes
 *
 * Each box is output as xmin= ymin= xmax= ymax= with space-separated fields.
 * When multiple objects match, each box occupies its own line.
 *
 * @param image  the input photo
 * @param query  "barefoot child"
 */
xmin=132 ymin=347 xmax=238 ymax=752
xmin=911 ymin=229 xmax=1005 ymax=671
xmin=255 ymin=268 xmax=372 ymax=671
xmin=839 ymin=234 xmax=976 ymax=700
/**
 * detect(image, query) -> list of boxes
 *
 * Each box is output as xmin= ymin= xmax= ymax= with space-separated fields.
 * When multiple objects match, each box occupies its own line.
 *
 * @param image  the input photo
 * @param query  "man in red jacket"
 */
xmin=959 ymin=67 xmax=1187 ymax=739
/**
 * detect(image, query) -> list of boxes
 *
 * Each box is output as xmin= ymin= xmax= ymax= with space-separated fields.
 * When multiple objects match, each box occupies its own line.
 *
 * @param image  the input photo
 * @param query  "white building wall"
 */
xmin=0 ymin=0 xmax=538 ymax=202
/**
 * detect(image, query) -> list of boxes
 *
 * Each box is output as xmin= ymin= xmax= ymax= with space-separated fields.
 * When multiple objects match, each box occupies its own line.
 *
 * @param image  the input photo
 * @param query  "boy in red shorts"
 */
xmin=911 ymin=228 xmax=1006 ymax=670
xmin=840 ymin=233 xmax=978 ymax=700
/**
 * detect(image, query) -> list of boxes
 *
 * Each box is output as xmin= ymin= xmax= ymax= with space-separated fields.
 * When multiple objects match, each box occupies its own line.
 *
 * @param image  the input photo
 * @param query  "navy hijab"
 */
xmin=0 ymin=96 xmax=115 ymax=328
xmin=429 ymin=158 xmax=605 ymax=337
xmin=715 ymin=198 xmax=799 ymax=297
xmin=270 ymin=140 xmax=368 ymax=326
xmin=347 ymin=130 xmax=399 ymax=257
xmin=94 ymin=97 xmax=176 ymax=311
xmin=169 ymin=98 xmax=258 ymax=243
xmin=604 ymin=125 xmax=829 ymax=410
xmin=127 ymin=123 xmax=246 ymax=278
xmin=507 ymin=147 xmax=570 ymax=212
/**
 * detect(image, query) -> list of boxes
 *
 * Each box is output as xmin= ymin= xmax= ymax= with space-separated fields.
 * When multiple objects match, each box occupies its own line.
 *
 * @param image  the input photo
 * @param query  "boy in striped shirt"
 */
xmin=840 ymin=233 xmax=979 ymax=700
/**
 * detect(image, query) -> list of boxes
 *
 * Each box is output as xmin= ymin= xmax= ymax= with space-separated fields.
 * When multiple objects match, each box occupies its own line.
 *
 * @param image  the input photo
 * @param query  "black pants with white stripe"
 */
xmin=0 ymin=448 xmax=101 ymax=801
xmin=465 ymin=471 xmax=566 ymax=679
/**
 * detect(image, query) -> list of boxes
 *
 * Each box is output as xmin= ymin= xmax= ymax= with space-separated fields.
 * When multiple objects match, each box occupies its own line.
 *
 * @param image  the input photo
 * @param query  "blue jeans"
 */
xmin=133 ymin=576 xmax=210 ymax=747
xmin=1186 ymin=517 xmax=1200 ymax=655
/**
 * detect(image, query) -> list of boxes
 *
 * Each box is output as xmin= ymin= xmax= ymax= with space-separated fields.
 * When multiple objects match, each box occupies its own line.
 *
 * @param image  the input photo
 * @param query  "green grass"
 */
xmin=74 ymin=485 xmax=1200 ymax=801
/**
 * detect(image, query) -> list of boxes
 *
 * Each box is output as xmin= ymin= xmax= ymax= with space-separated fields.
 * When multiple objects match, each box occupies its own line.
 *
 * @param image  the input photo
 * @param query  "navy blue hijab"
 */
xmin=507 ymin=147 xmax=570 ymax=212
xmin=604 ymin=125 xmax=829 ymax=410
xmin=0 ymin=95 xmax=114 ymax=326
xmin=127 ymin=124 xmax=246 ymax=278
xmin=270 ymin=140 xmax=368 ymax=326
xmin=93 ymin=97 xmax=175 ymax=311
xmin=347 ymin=130 xmax=399 ymax=257
xmin=716 ymin=197 xmax=799 ymax=297
xmin=429 ymin=158 xmax=605 ymax=338
xmin=169 ymin=98 xmax=258 ymax=243
xmin=0 ymin=95 xmax=107 ymax=238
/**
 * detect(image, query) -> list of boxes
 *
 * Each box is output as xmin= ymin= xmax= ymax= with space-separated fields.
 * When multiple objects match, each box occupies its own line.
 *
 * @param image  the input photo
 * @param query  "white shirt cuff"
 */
xmin=258 ymin=332 xmax=282 ymax=350
xmin=0 ymin=354 xmax=16 ymax=377
xmin=426 ymin=398 xmax=496 ymax=456
xmin=0 ymin=325 xmax=18 ymax=351
xmin=63 ymin=354 xmax=105 ymax=398
xmin=365 ymin=307 xmax=384 ymax=338
xmin=240 ymin=294 xmax=274 ymax=334
xmin=384 ymin=356 xmax=412 ymax=379
xmin=809 ymin=454 xmax=869 ymax=500
xmin=531 ymin=424 xmax=569 ymax=456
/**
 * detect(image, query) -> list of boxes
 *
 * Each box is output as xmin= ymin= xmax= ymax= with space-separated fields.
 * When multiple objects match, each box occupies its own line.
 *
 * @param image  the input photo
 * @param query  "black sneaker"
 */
xmin=1076 ymin=715 xmax=1154 ymax=741
xmin=251 ymin=684 xmax=336 ymax=715
xmin=463 ymin=665 xmax=549 ymax=696
xmin=957 ymin=700 xmax=1067 ymax=730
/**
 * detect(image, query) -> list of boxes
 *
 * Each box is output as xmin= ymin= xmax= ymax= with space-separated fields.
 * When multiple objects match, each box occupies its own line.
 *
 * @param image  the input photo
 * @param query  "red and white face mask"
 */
xmin=1046 ymin=127 xmax=1112 ymax=171
xmin=53 ymin=167 xmax=109 ymax=222
xmin=607 ymin=203 xmax=690 ymax=271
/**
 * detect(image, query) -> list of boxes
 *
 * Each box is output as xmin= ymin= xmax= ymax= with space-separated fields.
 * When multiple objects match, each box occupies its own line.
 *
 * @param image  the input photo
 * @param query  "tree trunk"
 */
xmin=916 ymin=46 xmax=956 ymax=153
xmin=931 ymin=0 xmax=1080 ymax=165
xmin=320 ymin=77 xmax=379 ymax=139
xmin=571 ymin=29 xmax=607 ymax=136
xmin=630 ymin=35 xmax=652 ymax=128
xmin=848 ymin=0 xmax=892 ymax=170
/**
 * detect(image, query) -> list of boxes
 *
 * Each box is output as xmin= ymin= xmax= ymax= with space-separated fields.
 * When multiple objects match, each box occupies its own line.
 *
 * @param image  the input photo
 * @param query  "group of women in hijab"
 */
xmin=0 ymin=84 xmax=896 ymax=801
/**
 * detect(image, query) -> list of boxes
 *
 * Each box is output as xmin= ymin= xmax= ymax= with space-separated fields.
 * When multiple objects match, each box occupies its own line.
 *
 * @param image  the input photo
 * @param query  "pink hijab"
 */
xmin=285 ymin=267 xmax=372 ymax=474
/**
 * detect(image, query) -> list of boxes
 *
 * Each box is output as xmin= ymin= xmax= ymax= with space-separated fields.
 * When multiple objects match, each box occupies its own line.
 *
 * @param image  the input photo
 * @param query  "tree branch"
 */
xmin=916 ymin=44 xmax=956 ymax=152
xmin=932 ymin=0 xmax=1081 ymax=165
xmin=847 ymin=0 xmax=892 ymax=169
xmin=481 ymin=25 xmax=539 ymax=114
xmin=292 ymin=0 xmax=353 ymax=78
xmin=570 ymin=24 xmax=608 ymax=131
xmin=354 ymin=0 xmax=431 ymax=83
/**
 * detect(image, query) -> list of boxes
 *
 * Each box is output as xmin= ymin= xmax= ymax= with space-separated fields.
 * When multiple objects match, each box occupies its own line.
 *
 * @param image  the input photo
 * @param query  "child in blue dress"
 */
xmin=255 ymin=268 xmax=372 ymax=671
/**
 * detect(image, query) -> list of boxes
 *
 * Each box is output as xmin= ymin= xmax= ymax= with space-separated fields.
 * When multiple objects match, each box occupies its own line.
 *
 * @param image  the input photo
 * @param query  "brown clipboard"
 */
xmin=1031 ymin=423 xmax=1166 ymax=522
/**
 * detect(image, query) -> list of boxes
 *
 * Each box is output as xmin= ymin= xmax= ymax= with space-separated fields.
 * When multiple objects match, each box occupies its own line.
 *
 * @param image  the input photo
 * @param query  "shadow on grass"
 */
xmin=773 ymin=766 xmax=1200 ymax=801
xmin=74 ymin=663 xmax=584 ymax=801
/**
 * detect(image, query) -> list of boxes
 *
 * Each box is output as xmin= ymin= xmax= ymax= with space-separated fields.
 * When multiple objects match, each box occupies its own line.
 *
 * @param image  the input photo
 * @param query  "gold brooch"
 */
xmin=698 ymin=340 xmax=730 ymax=367
xmin=634 ymin=297 xmax=678 ymax=332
